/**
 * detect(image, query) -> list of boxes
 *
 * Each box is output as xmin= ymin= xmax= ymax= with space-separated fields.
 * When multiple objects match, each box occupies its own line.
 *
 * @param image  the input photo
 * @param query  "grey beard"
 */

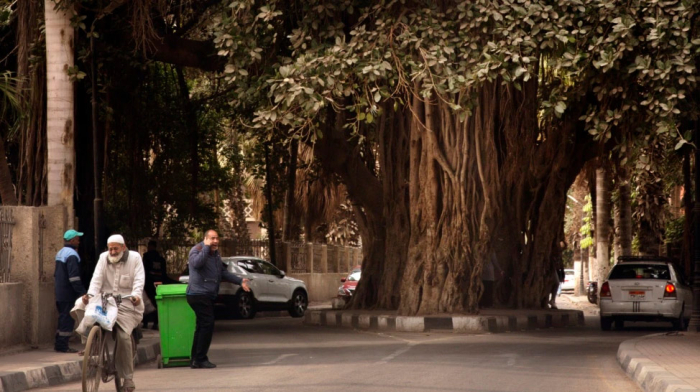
xmin=108 ymin=252 xmax=124 ymax=264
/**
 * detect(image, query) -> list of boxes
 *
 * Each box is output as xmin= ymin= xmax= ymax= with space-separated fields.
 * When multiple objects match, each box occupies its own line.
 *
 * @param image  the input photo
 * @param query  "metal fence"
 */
xmin=138 ymin=238 xmax=361 ymax=277
xmin=220 ymin=239 xmax=271 ymax=261
xmin=327 ymin=245 xmax=339 ymax=273
xmin=0 ymin=208 xmax=15 ymax=283
xmin=289 ymin=241 xmax=307 ymax=273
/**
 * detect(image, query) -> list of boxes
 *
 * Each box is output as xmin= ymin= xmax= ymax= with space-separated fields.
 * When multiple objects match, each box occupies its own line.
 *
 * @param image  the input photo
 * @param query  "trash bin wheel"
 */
xmin=156 ymin=355 xmax=163 ymax=369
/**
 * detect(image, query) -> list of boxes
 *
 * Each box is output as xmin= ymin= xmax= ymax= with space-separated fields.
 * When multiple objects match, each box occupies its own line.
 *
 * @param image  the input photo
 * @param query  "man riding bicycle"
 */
xmin=82 ymin=234 xmax=144 ymax=392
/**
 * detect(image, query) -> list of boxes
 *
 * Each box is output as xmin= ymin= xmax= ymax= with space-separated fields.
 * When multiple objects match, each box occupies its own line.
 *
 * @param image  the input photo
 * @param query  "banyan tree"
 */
xmin=204 ymin=0 xmax=700 ymax=312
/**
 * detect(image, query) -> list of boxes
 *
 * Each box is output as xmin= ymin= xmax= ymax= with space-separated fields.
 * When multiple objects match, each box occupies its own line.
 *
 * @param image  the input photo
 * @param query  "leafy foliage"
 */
xmin=213 ymin=0 xmax=700 ymax=149
xmin=579 ymin=195 xmax=594 ymax=249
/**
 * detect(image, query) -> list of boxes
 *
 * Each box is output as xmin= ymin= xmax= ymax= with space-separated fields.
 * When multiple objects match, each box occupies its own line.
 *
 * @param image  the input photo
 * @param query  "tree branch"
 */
xmin=149 ymin=35 xmax=225 ymax=72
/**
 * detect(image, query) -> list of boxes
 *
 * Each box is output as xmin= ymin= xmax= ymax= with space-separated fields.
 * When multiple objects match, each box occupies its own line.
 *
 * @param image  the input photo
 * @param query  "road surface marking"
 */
xmin=261 ymin=354 xmax=297 ymax=365
xmin=376 ymin=345 xmax=414 ymax=364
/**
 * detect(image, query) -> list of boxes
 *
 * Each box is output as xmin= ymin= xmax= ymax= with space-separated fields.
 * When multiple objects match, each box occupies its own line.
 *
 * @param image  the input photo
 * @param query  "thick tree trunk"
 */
xmin=0 ymin=138 xmax=17 ymax=205
xmin=637 ymin=180 xmax=666 ymax=256
xmin=282 ymin=139 xmax=299 ymax=241
xmin=45 ymin=0 xmax=75 ymax=213
xmin=493 ymin=86 xmax=594 ymax=309
xmin=596 ymin=166 xmax=612 ymax=286
xmin=314 ymin=108 xmax=389 ymax=309
xmin=176 ymin=67 xmax=199 ymax=215
xmin=374 ymin=108 xmax=410 ymax=309
xmin=614 ymin=167 xmax=633 ymax=258
xmin=682 ymin=148 xmax=692 ymax=276
xmin=399 ymin=83 xmax=501 ymax=315
xmin=394 ymin=77 xmax=595 ymax=314
xmin=17 ymin=0 xmax=47 ymax=206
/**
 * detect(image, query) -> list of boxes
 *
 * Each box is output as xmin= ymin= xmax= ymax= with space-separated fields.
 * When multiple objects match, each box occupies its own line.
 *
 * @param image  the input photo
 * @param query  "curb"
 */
xmin=617 ymin=334 xmax=700 ymax=392
xmin=0 ymin=339 xmax=161 ymax=392
xmin=244 ymin=305 xmax=332 ymax=319
xmin=304 ymin=309 xmax=584 ymax=333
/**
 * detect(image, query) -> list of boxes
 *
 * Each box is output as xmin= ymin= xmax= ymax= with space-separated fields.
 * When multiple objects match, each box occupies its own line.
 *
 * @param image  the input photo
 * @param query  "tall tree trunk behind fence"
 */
xmin=45 ymin=1 xmax=75 ymax=214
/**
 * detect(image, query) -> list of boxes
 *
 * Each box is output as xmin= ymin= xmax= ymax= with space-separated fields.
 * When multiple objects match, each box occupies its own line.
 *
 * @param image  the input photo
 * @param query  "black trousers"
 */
xmin=54 ymin=301 xmax=75 ymax=351
xmin=143 ymin=283 xmax=158 ymax=327
xmin=187 ymin=295 xmax=216 ymax=363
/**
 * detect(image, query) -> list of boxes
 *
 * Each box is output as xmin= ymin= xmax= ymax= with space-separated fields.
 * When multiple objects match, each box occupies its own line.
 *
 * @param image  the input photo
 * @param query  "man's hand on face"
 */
xmin=241 ymin=279 xmax=251 ymax=292
xmin=203 ymin=236 xmax=212 ymax=246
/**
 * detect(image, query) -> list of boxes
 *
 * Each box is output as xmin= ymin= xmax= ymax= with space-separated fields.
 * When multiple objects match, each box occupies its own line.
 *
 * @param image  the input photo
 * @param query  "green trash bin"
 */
xmin=155 ymin=284 xmax=196 ymax=368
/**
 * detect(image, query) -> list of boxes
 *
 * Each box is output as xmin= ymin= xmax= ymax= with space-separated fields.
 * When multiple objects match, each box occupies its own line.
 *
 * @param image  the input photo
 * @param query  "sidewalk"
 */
xmin=618 ymin=332 xmax=700 ymax=392
xmin=0 ymin=329 xmax=160 ymax=392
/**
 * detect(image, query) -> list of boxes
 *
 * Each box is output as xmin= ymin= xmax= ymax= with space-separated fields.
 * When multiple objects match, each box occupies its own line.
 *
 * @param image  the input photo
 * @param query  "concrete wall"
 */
xmin=7 ymin=206 xmax=67 ymax=347
xmin=0 ymin=283 xmax=25 ymax=349
xmin=289 ymin=273 xmax=346 ymax=302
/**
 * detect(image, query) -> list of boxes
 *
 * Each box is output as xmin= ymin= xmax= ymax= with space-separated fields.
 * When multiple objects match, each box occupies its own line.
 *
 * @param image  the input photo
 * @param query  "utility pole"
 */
xmin=688 ymin=121 xmax=700 ymax=332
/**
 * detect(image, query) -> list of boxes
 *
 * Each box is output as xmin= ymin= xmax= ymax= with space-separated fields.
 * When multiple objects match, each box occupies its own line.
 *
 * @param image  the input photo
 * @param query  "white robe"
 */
xmin=85 ymin=250 xmax=146 ymax=335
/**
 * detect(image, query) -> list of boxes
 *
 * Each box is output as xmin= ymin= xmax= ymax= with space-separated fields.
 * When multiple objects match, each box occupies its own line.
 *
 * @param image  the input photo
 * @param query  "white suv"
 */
xmin=179 ymin=256 xmax=308 ymax=319
xmin=599 ymin=257 xmax=692 ymax=331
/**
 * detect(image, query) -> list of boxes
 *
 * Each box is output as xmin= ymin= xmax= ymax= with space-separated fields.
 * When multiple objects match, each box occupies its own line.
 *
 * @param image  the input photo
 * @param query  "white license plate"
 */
xmin=628 ymin=291 xmax=645 ymax=299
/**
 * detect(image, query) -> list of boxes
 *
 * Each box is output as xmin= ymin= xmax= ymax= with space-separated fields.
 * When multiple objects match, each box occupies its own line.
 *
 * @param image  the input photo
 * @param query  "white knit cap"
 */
xmin=107 ymin=234 xmax=125 ymax=245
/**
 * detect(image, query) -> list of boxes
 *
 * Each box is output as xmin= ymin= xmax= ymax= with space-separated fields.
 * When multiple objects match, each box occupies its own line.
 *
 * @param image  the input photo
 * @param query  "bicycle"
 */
xmin=81 ymin=293 xmax=137 ymax=392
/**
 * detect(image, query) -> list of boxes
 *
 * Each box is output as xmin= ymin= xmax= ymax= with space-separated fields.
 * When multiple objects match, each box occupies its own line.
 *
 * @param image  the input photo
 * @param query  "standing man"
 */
xmin=54 ymin=229 xmax=86 ymax=353
xmin=82 ymin=235 xmax=144 ymax=392
xmin=187 ymin=230 xmax=250 ymax=369
xmin=549 ymin=264 xmax=565 ymax=310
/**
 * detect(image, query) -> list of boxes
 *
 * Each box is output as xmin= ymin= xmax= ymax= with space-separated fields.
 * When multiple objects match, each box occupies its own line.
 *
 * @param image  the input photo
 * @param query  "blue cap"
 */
xmin=64 ymin=229 xmax=84 ymax=241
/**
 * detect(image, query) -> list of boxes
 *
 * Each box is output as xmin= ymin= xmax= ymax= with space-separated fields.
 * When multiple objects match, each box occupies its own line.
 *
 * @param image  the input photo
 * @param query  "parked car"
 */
xmin=599 ymin=256 xmax=692 ymax=331
xmin=338 ymin=265 xmax=362 ymax=301
xmin=560 ymin=269 xmax=576 ymax=291
xmin=179 ymin=256 xmax=308 ymax=319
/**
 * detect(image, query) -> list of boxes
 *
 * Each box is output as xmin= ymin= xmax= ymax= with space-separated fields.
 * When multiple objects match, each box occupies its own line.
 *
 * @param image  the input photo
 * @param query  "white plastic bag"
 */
xmin=82 ymin=296 xmax=118 ymax=332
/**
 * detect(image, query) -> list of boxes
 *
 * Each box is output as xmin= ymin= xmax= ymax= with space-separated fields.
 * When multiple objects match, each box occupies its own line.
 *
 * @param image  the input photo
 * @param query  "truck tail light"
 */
xmin=600 ymin=282 xmax=611 ymax=298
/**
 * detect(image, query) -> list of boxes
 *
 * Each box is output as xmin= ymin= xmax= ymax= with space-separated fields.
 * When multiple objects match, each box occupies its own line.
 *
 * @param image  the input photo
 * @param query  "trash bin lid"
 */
xmin=156 ymin=283 xmax=188 ymax=298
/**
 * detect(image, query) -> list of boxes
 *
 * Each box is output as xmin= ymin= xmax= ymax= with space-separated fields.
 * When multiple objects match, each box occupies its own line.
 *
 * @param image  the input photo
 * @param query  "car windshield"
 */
xmin=609 ymin=264 xmax=670 ymax=280
xmin=565 ymin=270 xmax=574 ymax=276
xmin=348 ymin=271 xmax=361 ymax=281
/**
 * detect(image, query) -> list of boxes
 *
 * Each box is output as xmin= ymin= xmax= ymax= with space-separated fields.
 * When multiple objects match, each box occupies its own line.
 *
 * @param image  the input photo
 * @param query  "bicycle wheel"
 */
xmin=82 ymin=326 xmax=103 ymax=392
xmin=114 ymin=335 xmax=137 ymax=392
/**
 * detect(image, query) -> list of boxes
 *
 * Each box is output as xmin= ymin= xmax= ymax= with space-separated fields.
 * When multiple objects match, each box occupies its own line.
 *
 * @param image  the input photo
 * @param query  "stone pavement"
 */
xmin=0 ymin=329 xmax=160 ymax=392
xmin=618 ymin=332 xmax=700 ymax=392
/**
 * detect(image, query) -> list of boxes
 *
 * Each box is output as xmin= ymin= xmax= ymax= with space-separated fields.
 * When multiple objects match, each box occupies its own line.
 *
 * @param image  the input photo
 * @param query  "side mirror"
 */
xmin=340 ymin=278 xmax=347 ymax=283
xmin=279 ymin=270 xmax=286 ymax=278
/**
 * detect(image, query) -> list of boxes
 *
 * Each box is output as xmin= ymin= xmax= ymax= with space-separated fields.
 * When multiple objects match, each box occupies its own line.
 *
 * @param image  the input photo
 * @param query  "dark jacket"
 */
xmin=54 ymin=245 xmax=86 ymax=302
xmin=143 ymin=250 xmax=168 ymax=289
xmin=186 ymin=242 xmax=243 ymax=298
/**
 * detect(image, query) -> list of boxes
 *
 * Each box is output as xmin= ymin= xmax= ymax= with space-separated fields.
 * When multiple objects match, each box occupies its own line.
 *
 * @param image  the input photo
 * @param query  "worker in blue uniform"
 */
xmin=54 ymin=229 xmax=86 ymax=353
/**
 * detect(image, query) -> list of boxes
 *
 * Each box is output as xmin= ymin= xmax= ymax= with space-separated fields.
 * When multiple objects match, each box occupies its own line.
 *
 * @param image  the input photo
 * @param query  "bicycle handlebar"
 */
xmin=87 ymin=293 xmax=136 ymax=307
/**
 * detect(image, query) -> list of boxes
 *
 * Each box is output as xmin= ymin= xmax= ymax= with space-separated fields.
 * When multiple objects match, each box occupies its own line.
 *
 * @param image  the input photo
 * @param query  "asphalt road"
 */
xmin=37 ymin=298 xmax=668 ymax=392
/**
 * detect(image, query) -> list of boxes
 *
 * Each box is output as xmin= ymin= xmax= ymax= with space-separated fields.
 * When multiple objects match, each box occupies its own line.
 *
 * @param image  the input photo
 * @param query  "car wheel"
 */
xmin=288 ymin=290 xmax=308 ymax=318
xmin=600 ymin=316 xmax=613 ymax=331
xmin=234 ymin=291 xmax=256 ymax=320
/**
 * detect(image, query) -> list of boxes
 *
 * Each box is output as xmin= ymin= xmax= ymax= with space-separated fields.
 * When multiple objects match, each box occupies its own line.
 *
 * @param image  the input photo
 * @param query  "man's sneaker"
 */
xmin=191 ymin=360 xmax=217 ymax=369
